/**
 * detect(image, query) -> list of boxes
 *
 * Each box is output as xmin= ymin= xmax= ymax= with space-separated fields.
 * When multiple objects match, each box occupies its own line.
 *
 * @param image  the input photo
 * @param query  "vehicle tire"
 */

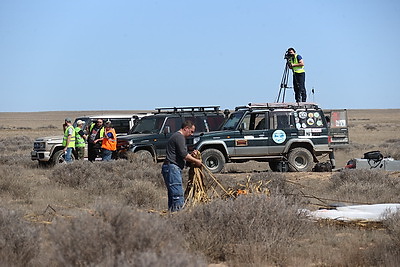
xmin=135 ymin=150 xmax=154 ymax=162
xmin=52 ymin=150 xmax=75 ymax=165
xmin=201 ymin=148 xmax=225 ymax=173
xmin=269 ymin=161 xmax=279 ymax=172
xmin=287 ymin=147 xmax=314 ymax=172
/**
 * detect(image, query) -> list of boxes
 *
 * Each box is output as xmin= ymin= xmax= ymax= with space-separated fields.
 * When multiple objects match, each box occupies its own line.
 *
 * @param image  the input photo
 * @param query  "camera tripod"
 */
xmin=276 ymin=57 xmax=295 ymax=103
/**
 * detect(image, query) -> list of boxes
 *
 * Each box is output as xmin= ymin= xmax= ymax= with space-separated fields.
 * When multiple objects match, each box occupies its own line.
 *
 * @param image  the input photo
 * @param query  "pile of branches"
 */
xmin=184 ymin=154 xmax=270 ymax=208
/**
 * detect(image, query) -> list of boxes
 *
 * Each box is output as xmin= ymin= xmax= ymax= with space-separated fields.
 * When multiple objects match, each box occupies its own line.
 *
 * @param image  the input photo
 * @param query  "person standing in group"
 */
xmin=161 ymin=121 xmax=202 ymax=212
xmin=287 ymin=47 xmax=307 ymax=102
xmin=74 ymin=120 xmax=87 ymax=160
xmin=87 ymin=119 xmax=104 ymax=162
xmin=62 ymin=118 xmax=75 ymax=163
xmin=95 ymin=121 xmax=116 ymax=161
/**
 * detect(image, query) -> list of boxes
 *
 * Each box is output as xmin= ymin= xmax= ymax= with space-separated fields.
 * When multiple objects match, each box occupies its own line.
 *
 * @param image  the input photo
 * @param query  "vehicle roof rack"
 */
xmin=235 ymin=102 xmax=320 ymax=111
xmin=155 ymin=106 xmax=221 ymax=114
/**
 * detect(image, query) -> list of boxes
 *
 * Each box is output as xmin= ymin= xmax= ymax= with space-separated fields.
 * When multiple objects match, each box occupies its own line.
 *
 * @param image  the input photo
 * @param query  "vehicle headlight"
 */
xmin=193 ymin=137 xmax=200 ymax=144
xmin=34 ymin=142 xmax=46 ymax=149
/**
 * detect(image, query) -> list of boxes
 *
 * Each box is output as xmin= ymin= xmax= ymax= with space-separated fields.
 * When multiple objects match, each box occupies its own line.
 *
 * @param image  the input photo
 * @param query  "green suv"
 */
xmin=116 ymin=106 xmax=227 ymax=161
xmin=191 ymin=103 xmax=348 ymax=173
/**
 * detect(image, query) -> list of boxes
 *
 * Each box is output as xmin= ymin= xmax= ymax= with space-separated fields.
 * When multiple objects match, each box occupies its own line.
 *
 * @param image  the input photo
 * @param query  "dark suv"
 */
xmin=190 ymin=102 xmax=349 ymax=173
xmin=117 ymin=106 xmax=227 ymax=161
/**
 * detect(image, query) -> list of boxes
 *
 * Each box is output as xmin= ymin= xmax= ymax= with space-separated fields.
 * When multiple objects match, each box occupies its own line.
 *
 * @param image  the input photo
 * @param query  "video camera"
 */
xmin=284 ymin=50 xmax=292 ymax=60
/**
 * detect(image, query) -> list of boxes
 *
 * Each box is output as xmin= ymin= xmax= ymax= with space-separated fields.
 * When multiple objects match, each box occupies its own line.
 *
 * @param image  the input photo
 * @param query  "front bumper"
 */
xmin=31 ymin=150 xmax=51 ymax=161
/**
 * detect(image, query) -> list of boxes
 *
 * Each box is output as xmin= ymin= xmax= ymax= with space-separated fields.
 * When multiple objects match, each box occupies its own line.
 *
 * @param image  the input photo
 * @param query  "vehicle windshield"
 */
xmin=221 ymin=111 xmax=244 ymax=130
xmin=129 ymin=117 xmax=165 ymax=134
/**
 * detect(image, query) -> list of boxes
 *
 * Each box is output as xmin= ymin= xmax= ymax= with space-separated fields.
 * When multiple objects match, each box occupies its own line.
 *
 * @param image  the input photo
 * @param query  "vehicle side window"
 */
xmin=270 ymin=112 xmax=295 ymax=129
xmin=207 ymin=115 xmax=225 ymax=131
xmin=242 ymin=112 xmax=265 ymax=130
xmin=109 ymin=118 xmax=131 ymax=134
xmin=163 ymin=117 xmax=182 ymax=133
xmin=184 ymin=116 xmax=206 ymax=132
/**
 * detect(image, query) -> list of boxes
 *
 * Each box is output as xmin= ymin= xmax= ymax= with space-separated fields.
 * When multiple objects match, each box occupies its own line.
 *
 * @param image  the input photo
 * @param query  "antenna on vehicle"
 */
xmin=312 ymin=87 xmax=315 ymax=102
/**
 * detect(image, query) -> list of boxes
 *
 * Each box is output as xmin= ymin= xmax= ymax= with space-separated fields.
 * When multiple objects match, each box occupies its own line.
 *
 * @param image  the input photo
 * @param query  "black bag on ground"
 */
xmin=313 ymin=162 xmax=332 ymax=172
xmin=363 ymin=151 xmax=383 ymax=161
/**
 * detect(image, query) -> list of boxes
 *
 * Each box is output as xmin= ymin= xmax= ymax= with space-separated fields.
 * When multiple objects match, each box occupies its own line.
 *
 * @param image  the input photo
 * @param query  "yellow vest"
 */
xmin=75 ymin=127 xmax=86 ymax=147
xmin=62 ymin=125 xmax=76 ymax=147
xmin=89 ymin=123 xmax=105 ymax=138
xmin=290 ymin=54 xmax=305 ymax=73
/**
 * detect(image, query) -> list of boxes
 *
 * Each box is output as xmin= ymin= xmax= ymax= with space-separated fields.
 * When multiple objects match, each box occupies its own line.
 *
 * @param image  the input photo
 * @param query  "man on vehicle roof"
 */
xmin=287 ymin=47 xmax=307 ymax=103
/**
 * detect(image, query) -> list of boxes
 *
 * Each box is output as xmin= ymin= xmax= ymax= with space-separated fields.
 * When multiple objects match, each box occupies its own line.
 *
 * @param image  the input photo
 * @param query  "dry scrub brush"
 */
xmin=0 ymin=165 xmax=33 ymax=202
xmin=329 ymin=169 xmax=400 ymax=203
xmin=50 ymin=158 xmax=165 ymax=209
xmin=172 ymin=194 xmax=310 ymax=266
xmin=0 ymin=136 xmax=33 ymax=154
xmin=46 ymin=202 xmax=206 ymax=266
xmin=362 ymin=211 xmax=400 ymax=266
xmin=381 ymin=138 xmax=400 ymax=160
xmin=0 ymin=136 xmax=37 ymax=168
xmin=0 ymin=207 xmax=41 ymax=266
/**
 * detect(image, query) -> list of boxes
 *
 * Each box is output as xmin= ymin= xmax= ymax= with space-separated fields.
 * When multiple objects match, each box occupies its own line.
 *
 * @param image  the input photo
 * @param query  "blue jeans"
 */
xmin=161 ymin=163 xmax=184 ymax=212
xmin=65 ymin=147 xmax=73 ymax=163
xmin=102 ymin=149 xmax=113 ymax=161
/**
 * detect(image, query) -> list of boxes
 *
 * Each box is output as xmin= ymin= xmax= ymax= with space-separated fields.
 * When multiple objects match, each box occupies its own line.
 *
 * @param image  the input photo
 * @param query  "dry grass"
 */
xmin=172 ymin=194 xmax=311 ymax=266
xmin=0 ymin=109 xmax=400 ymax=266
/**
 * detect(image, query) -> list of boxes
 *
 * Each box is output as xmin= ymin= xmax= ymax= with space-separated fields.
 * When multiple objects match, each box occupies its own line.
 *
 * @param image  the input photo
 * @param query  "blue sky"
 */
xmin=1 ymin=0 xmax=399 ymax=112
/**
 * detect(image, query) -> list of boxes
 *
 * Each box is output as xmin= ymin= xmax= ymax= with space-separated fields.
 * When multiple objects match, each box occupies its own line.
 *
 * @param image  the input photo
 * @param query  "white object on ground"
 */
xmin=305 ymin=203 xmax=400 ymax=221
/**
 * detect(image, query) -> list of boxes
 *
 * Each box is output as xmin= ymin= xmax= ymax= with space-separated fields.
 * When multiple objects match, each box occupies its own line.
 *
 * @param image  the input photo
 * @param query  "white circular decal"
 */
xmin=272 ymin=130 xmax=286 ymax=144
xmin=299 ymin=112 xmax=307 ymax=119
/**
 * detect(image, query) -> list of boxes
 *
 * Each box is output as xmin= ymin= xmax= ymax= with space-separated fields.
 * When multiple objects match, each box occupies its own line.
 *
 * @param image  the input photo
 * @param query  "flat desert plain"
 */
xmin=1 ymin=108 xmax=399 ymax=168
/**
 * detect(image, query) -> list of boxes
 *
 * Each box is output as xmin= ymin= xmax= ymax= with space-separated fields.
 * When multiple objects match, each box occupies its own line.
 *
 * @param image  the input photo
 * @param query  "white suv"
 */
xmin=31 ymin=113 xmax=150 ymax=166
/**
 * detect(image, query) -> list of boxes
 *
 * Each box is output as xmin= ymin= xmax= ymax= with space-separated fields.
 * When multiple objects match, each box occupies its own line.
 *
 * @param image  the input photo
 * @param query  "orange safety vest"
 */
xmin=101 ymin=128 xmax=117 ymax=151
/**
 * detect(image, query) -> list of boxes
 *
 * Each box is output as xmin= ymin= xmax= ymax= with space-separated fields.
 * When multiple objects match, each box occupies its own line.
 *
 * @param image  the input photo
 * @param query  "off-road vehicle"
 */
xmin=31 ymin=113 xmax=150 ymax=166
xmin=190 ymin=102 xmax=348 ymax=173
xmin=116 ymin=106 xmax=227 ymax=161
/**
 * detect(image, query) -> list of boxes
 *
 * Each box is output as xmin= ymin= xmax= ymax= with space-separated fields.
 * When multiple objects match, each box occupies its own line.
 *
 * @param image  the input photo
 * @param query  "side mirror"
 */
xmin=163 ymin=126 xmax=171 ymax=135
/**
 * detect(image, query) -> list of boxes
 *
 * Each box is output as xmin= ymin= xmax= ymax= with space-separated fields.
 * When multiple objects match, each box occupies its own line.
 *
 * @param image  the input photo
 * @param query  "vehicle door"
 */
xmin=267 ymin=111 xmax=297 ymax=155
xmin=324 ymin=109 xmax=349 ymax=147
xmin=233 ymin=111 xmax=270 ymax=157
xmin=155 ymin=116 xmax=184 ymax=159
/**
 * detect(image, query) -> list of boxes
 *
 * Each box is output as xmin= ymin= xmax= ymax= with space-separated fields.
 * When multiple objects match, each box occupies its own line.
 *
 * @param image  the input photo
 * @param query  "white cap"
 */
xmin=76 ymin=120 xmax=85 ymax=125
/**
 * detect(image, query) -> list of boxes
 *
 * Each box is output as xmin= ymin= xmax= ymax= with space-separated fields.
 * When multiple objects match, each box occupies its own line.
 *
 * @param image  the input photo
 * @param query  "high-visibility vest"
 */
xmin=62 ymin=125 xmax=75 ymax=147
xmin=101 ymin=128 xmax=117 ymax=151
xmin=74 ymin=127 xmax=86 ymax=148
xmin=290 ymin=54 xmax=305 ymax=73
xmin=89 ymin=123 xmax=105 ymax=139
